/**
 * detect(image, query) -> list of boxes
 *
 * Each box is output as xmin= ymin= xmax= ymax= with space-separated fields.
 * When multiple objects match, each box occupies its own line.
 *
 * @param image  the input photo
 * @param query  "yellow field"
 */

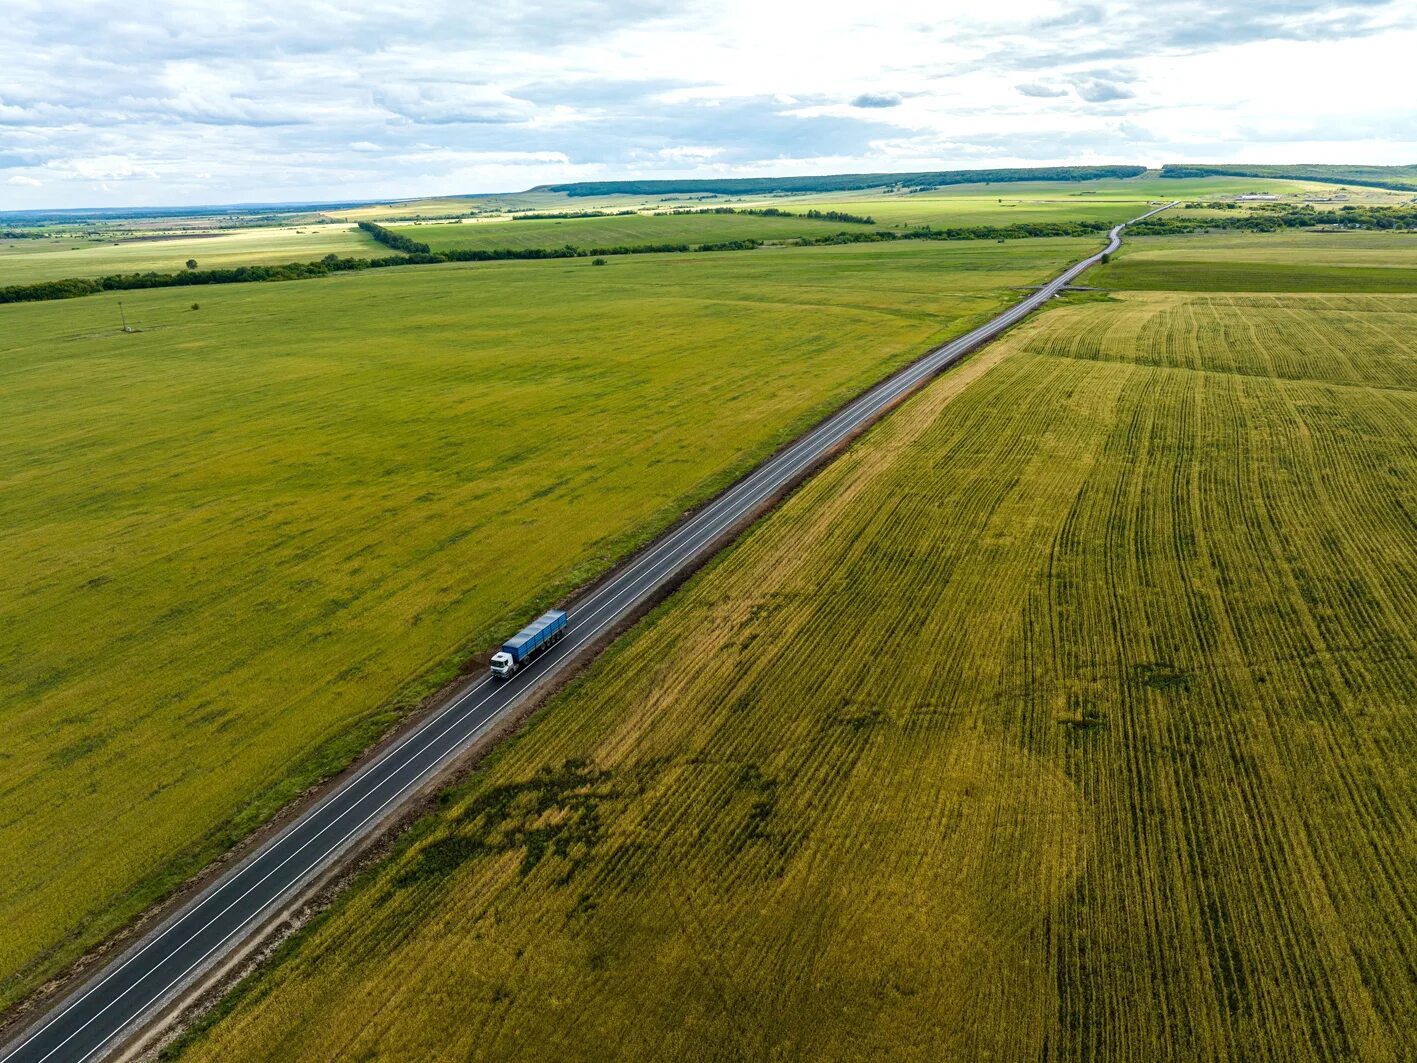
xmin=0 ymin=223 xmax=381 ymax=284
xmin=177 ymin=277 xmax=1416 ymax=1059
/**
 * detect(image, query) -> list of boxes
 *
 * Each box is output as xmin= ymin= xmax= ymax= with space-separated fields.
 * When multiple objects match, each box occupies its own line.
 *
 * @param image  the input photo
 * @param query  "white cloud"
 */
xmin=1070 ymin=76 xmax=1136 ymax=103
xmin=7 ymin=175 xmax=41 ymax=186
xmin=1016 ymin=82 xmax=1069 ymax=99
xmin=0 ymin=0 xmax=1414 ymax=209
xmin=657 ymin=145 xmax=723 ymax=160
xmin=851 ymin=92 xmax=903 ymax=109
xmin=373 ymin=83 xmax=537 ymax=126
xmin=59 ymin=155 xmax=160 ymax=181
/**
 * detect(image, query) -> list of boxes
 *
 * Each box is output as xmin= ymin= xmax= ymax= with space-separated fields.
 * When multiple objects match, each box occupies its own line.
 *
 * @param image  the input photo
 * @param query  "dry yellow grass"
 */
xmin=177 ymin=285 xmax=1417 ymax=1062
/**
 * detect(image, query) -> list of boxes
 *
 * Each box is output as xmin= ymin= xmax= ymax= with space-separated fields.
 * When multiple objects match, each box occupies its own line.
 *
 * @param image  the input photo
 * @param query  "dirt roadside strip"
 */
xmin=0 ymin=203 xmax=1172 ymax=1063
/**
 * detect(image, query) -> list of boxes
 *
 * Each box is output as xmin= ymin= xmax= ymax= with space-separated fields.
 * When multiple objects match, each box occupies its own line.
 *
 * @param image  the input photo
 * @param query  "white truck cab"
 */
xmin=490 ymin=609 xmax=567 ymax=680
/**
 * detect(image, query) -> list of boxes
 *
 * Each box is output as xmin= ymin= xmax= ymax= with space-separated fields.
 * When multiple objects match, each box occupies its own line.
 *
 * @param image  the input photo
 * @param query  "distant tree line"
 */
xmin=357 ymin=220 xmax=431 ymax=253
xmin=532 ymin=165 xmax=1149 ymax=198
xmin=800 ymin=220 xmax=1114 ymax=246
xmin=1 ymin=229 xmax=50 ymax=239
xmin=913 ymin=220 xmax=1113 ymax=240
xmin=1160 ymin=163 xmax=1417 ymax=193
xmin=510 ymin=210 xmax=638 ymax=221
xmin=659 ymin=207 xmax=877 ymax=224
xmin=1128 ymin=205 xmax=1417 ymax=235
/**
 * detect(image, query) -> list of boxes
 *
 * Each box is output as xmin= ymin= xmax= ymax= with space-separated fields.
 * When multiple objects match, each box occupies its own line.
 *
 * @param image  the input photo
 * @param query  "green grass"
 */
xmin=1107 ymin=230 xmax=1417 ymax=265
xmin=1090 ymin=230 xmax=1417 ymax=292
xmin=176 ymin=252 xmax=1415 ymax=1061
xmin=0 ymin=236 xmax=1098 ymax=1008
xmin=1093 ymin=259 xmax=1417 ymax=292
xmin=0 ymin=224 xmax=383 ymax=285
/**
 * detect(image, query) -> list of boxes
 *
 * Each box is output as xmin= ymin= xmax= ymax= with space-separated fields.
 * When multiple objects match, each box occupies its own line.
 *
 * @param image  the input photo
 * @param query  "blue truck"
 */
xmin=489 ymin=609 xmax=568 ymax=679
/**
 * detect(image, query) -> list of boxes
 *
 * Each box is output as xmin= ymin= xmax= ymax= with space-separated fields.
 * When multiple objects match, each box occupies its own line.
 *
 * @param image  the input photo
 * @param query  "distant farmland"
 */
xmin=178 ymin=248 xmax=1415 ymax=1061
xmin=0 ymin=223 xmax=383 ymax=285
xmin=388 ymin=210 xmax=874 ymax=252
xmin=1161 ymin=161 xmax=1417 ymax=192
xmin=784 ymin=174 xmax=1376 ymax=230
xmin=0 ymin=236 xmax=1096 ymax=1009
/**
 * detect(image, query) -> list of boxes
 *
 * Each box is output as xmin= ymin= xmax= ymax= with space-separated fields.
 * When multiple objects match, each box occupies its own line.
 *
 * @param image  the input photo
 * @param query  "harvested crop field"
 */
xmin=176 ymin=281 xmax=1417 ymax=1060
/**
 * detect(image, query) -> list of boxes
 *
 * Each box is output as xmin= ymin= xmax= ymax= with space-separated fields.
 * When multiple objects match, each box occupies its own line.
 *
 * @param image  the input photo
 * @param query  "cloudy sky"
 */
xmin=2 ymin=0 xmax=1414 ymax=209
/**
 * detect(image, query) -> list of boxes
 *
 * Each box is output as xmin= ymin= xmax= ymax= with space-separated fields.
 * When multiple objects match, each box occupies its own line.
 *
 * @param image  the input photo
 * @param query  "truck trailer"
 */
xmin=490 ymin=609 xmax=567 ymax=679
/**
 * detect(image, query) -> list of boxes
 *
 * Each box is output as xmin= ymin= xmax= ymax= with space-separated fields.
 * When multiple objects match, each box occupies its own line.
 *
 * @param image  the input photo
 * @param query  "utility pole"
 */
xmin=118 ymin=301 xmax=133 ymax=333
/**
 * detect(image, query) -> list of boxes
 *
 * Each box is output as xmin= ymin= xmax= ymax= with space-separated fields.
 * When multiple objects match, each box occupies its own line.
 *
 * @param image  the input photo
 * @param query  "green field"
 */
xmin=0 ymin=236 xmax=1099 ymax=1008
xmin=785 ymin=178 xmax=1178 ymax=228
xmin=351 ymin=175 xmax=1409 ymax=233
xmin=0 ymin=175 xmax=1169 ymax=289
xmin=391 ymin=210 xmax=875 ymax=253
xmin=0 ymin=223 xmax=382 ymax=285
xmin=366 ymin=177 xmax=1414 ymax=261
xmin=177 ymin=239 xmax=1415 ymax=1061
xmin=1162 ymin=162 xmax=1417 ymax=192
xmin=736 ymin=175 xmax=1407 ymax=229
xmin=1092 ymin=230 xmax=1417 ymax=292
xmin=10 ymin=176 xmax=1405 ymax=292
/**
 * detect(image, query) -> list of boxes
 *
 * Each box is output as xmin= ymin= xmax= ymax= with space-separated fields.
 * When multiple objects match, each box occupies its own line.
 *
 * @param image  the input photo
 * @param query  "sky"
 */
xmin=2 ymin=0 xmax=1414 ymax=209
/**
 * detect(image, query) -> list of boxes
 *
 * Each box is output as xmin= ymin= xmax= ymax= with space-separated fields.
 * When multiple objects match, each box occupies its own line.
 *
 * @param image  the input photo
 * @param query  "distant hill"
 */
xmin=531 ymin=165 xmax=1149 ymax=198
xmin=1161 ymin=163 xmax=1417 ymax=193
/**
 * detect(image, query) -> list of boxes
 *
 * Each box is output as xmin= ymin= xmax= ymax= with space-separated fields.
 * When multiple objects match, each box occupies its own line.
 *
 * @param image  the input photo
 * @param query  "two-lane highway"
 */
xmin=0 ymin=204 xmax=1171 ymax=1063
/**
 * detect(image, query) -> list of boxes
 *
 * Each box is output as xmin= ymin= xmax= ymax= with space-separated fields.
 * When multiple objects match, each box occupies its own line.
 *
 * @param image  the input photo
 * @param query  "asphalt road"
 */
xmin=0 ymin=204 xmax=1171 ymax=1063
